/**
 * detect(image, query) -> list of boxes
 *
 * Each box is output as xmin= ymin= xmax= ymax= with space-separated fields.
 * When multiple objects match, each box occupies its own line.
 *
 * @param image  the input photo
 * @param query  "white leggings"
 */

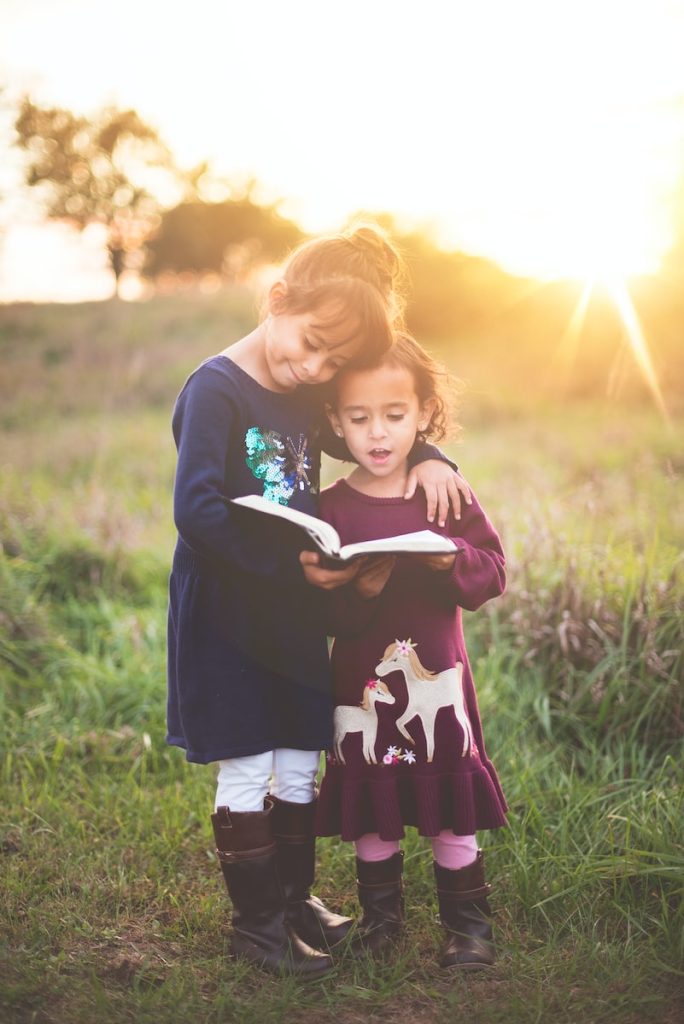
xmin=214 ymin=748 xmax=321 ymax=812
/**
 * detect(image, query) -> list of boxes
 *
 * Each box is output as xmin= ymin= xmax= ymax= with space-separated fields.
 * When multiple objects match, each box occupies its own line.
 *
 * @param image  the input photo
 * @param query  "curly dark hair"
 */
xmin=319 ymin=331 xmax=461 ymax=457
xmin=379 ymin=333 xmax=458 ymax=443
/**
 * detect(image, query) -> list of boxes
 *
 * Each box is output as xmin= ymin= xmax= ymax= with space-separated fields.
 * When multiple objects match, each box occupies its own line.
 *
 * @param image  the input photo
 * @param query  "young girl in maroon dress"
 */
xmin=313 ymin=334 xmax=507 ymax=970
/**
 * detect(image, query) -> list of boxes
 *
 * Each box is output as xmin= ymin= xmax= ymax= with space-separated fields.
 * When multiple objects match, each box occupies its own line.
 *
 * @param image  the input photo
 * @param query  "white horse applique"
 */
xmin=334 ymin=680 xmax=396 ymax=765
xmin=375 ymin=639 xmax=474 ymax=762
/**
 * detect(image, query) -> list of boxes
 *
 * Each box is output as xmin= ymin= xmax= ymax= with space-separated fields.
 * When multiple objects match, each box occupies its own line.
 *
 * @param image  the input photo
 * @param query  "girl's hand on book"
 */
xmin=299 ymin=550 xmax=362 ymax=589
xmin=414 ymin=552 xmax=457 ymax=572
xmin=405 ymin=463 xmax=472 ymax=527
xmin=354 ymin=555 xmax=397 ymax=599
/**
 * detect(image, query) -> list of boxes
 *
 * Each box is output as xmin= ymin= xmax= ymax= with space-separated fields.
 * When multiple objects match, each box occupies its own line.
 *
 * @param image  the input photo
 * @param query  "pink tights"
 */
xmin=355 ymin=830 xmax=478 ymax=870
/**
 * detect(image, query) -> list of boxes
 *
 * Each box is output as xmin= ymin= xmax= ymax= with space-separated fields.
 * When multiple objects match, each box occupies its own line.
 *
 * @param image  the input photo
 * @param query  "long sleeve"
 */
xmin=172 ymin=365 xmax=296 ymax=577
xmin=436 ymin=494 xmax=506 ymax=611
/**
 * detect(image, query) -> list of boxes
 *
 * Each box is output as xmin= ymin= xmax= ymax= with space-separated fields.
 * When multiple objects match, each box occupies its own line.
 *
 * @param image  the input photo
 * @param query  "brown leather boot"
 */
xmin=434 ymin=850 xmax=496 ymax=970
xmin=352 ymin=852 xmax=404 ymax=954
xmin=270 ymin=794 xmax=353 ymax=949
xmin=211 ymin=798 xmax=333 ymax=978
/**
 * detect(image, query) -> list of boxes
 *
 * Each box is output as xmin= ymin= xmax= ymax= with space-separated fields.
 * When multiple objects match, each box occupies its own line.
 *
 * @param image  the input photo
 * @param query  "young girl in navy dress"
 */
xmin=166 ymin=226 xmax=469 ymax=978
xmin=313 ymin=334 xmax=507 ymax=970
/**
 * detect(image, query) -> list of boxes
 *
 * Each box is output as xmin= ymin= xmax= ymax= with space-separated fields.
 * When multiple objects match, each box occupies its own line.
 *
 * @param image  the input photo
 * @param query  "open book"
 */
xmin=231 ymin=493 xmax=457 ymax=563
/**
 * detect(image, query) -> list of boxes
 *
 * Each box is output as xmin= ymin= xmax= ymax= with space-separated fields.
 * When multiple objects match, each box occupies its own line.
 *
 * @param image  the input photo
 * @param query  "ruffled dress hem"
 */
xmin=315 ymin=756 xmax=507 ymax=841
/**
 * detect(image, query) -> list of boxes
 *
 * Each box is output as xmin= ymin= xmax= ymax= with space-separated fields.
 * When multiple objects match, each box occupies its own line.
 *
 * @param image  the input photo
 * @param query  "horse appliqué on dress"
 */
xmin=375 ymin=639 xmax=474 ymax=762
xmin=333 ymin=680 xmax=395 ymax=764
xmin=244 ymin=427 xmax=316 ymax=505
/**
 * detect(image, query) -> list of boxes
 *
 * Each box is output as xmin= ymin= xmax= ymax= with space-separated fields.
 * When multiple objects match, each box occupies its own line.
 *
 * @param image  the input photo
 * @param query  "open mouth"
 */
xmin=369 ymin=448 xmax=391 ymax=462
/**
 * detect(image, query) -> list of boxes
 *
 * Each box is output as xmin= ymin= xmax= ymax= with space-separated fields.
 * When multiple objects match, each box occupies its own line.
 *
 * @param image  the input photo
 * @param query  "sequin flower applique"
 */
xmin=244 ymin=427 xmax=315 ymax=504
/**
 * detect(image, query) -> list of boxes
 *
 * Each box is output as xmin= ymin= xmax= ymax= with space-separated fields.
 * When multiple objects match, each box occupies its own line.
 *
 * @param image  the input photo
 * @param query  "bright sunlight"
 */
xmin=2 ymin=0 xmax=683 ymax=293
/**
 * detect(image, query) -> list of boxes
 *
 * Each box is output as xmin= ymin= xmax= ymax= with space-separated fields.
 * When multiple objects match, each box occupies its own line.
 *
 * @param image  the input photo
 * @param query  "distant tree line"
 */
xmin=10 ymin=97 xmax=534 ymax=318
xmin=8 ymin=94 xmax=684 ymax=388
xmin=144 ymin=195 xmax=303 ymax=279
xmin=4 ymin=94 xmax=596 ymax=348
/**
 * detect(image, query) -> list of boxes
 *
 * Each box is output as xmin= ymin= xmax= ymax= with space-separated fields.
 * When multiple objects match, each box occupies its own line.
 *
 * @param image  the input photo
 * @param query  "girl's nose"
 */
xmin=368 ymin=418 xmax=387 ymax=439
xmin=301 ymin=352 xmax=326 ymax=380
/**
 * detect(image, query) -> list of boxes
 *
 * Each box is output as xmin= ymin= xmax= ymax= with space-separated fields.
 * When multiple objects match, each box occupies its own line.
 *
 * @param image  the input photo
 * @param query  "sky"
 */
xmin=1 ymin=0 xmax=684 ymax=301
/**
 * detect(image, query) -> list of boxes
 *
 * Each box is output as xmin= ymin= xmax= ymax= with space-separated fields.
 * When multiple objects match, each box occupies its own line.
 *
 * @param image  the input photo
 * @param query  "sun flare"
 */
xmin=553 ymin=273 xmax=670 ymax=423
xmin=1 ymin=0 xmax=683 ymax=303
xmin=603 ymin=277 xmax=670 ymax=423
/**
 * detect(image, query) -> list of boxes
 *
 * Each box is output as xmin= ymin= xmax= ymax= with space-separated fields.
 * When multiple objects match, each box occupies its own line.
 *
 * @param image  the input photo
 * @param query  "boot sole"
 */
xmin=230 ymin=943 xmax=335 ymax=980
xmin=441 ymin=959 xmax=496 ymax=973
xmin=344 ymin=926 xmax=404 ymax=957
xmin=291 ymin=920 xmax=354 ymax=951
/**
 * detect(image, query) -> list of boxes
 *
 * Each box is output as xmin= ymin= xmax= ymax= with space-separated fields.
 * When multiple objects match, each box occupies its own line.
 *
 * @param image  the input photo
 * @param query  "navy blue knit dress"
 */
xmin=166 ymin=356 xmax=333 ymax=763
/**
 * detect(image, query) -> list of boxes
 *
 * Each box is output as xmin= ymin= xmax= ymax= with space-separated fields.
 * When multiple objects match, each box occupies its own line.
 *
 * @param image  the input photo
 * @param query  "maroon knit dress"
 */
xmin=315 ymin=479 xmax=508 ymax=842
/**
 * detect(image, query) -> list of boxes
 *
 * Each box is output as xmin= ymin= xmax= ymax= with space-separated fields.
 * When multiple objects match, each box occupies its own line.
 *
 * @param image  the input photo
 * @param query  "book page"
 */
xmin=230 ymin=494 xmax=342 ymax=557
xmin=338 ymin=531 xmax=457 ymax=561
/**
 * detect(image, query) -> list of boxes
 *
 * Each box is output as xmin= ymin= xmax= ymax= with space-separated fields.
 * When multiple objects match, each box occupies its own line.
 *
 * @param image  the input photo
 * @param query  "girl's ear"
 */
xmin=418 ymin=397 xmax=437 ymax=434
xmin=267 ymin=279 xmax=288 ymax=314
xmin=325 ymin=403 xmax=344 ymax=438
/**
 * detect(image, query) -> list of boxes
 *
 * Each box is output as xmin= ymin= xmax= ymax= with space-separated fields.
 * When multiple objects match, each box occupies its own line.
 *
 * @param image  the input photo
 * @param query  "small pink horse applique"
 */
xmin=333 ymin=680 xmax=396 ymax=764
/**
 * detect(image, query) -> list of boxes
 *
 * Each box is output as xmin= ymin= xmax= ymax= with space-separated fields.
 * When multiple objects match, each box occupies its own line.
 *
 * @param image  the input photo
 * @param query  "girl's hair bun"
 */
xmin=268 ymin=221 xmax=406 ymax=356
xmin=343 ymin=223 xmax=404 ymax=295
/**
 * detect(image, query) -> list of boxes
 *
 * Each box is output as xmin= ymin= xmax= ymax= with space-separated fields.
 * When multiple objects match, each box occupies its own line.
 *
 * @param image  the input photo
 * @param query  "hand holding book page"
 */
xmin=231 ymin=494 xmax=457 ymax=563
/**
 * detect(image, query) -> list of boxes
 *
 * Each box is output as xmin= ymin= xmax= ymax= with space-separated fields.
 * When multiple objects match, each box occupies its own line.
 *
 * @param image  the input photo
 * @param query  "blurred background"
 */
xmin=1 ymin=0 xmax=683 ymax=414
xmin=1 ymin=2 xmax=682 ymax=1022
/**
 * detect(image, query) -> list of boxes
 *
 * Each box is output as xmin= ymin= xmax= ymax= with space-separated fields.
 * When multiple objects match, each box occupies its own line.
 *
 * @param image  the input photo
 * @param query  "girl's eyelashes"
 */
xmin=302 ymin=336 xmax=345 ymax=371
xmin=347 ymin=414 xmax=405 ymax=425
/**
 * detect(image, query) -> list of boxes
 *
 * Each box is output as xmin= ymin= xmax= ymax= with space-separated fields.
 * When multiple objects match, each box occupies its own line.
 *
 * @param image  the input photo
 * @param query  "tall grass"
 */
xmin=1 ymin=296 xmax=683 ymax=1023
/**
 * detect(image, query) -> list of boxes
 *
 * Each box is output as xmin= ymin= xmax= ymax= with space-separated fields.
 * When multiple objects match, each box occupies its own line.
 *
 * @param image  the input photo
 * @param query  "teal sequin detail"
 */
xmin=245 ymin=427 xmax=316 ymax=505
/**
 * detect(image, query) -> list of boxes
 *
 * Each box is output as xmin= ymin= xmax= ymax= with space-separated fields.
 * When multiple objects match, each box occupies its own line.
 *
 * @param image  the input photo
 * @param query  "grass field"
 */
xmin=1 ymin=293 xmax=682 ymax=1023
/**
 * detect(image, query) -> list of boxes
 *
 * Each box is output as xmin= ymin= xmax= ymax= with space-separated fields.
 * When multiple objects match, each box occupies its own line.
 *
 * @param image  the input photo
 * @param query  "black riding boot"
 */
xmin=434 ymin=850 xmax=496 ymax=970
xmin=270 ymin=794 xmax=353 ymax=949
xmin=211 ymin=798 xmax=333 ymax=978
xmin=352 ymin=852 xmax=404 ymax=954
